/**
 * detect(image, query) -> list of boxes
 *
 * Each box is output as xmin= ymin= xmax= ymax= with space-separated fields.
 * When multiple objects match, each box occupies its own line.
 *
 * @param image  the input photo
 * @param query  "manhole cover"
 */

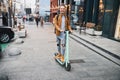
xmin=70 ymin=59 xmax=85 ymax=63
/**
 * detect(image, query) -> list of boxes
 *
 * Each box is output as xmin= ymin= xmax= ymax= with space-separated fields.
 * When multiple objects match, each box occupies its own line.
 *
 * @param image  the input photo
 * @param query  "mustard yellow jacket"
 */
xmin=53 ymin=14 xmax=72 ymax=36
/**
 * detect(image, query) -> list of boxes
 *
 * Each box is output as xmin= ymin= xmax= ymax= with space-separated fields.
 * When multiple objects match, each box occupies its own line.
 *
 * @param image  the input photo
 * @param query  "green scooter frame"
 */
xmin=54 ymin=31 xmax=71 ymax=71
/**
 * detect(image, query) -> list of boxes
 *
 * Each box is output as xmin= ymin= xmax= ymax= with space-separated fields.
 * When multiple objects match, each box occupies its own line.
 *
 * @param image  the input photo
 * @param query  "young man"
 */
xmin=54 ymin=3 xmax=72 ymax=62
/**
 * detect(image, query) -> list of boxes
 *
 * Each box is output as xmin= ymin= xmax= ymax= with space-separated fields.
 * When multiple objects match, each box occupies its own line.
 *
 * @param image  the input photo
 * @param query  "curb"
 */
xmin=72 ymin=33 xmax=120 ymax=60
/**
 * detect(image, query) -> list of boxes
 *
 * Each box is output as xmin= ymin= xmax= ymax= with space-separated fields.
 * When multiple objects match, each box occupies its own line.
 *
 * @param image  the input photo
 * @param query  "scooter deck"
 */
xmin=54 ymin=53 xmax=71 ymax=71
xmin=54 ymin=53 xmax=65 ymax=65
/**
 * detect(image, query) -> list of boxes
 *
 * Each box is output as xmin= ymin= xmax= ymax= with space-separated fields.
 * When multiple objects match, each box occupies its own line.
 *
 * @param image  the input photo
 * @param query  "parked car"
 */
xmin=0 ymin=44 xmax=1 ymax=52
xmin=0 ymin=26 xmax=15 ymax=43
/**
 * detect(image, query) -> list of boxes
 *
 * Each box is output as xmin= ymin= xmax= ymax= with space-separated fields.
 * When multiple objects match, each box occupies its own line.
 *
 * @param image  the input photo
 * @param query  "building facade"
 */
xmin=0 ymin=0 xmax=9 ymax=26
xmin=35 ymin=0 xmax=39 ymax=14
xmin=50 ymin=0 xmax=120 ymax=41
xmin=50 ymin=0 xmax=58 ymax=22
xmin=102 ymin=0 xmax=120 ymax=40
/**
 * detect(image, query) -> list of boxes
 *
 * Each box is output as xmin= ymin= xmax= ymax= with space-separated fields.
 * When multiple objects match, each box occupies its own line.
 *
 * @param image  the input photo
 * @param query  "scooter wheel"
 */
xmin=65 ymin=63 xmax=71 ymax=71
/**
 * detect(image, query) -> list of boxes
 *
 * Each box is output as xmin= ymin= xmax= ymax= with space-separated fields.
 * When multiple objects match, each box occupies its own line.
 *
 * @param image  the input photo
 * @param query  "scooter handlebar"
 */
xmin=64 ymin=31 xmax=72 ymax=34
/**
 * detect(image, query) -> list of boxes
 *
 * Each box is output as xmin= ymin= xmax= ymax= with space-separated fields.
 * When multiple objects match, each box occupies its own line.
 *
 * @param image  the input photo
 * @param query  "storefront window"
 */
xmin=71 ymin=0 xmax=84 ymax=25
xmin=0 ymin=2 xmax=2 ymax=16
xmin=76 ymin=1 xmax=80 ymax=5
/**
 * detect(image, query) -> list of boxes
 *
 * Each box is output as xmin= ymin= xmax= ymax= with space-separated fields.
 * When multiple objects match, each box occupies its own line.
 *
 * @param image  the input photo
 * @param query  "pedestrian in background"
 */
xmin=22 ymin=16 xmax=26 ymax=23
xmin=35 ymin=15 xmax=39 ymax=27
xmin=14 ymin=17 xmax=17 ymax=28
xmin=40 ymin=16 xmax=44 ymax=27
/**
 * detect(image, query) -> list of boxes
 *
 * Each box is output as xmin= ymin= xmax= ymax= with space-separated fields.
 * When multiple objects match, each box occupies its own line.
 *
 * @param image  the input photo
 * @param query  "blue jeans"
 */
xmin=56 ymin=33 xmax=66 ymax=55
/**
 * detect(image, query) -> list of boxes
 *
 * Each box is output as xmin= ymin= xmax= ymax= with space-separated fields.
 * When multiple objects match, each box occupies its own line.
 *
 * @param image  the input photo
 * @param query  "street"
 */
xmin=0 ymin=21 xmax=120 ymax=80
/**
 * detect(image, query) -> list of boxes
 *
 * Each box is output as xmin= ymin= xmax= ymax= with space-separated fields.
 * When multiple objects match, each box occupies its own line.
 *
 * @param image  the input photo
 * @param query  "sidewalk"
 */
xmin=73 ymin=29 xmax=120 ymax=60
xmin=0 ymin=22 xmax=120 ymax=80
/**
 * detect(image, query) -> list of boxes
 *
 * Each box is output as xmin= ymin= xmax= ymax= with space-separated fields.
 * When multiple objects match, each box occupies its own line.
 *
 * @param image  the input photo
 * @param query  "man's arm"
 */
xmin=53 ymin=15 xmax=61 ymax=32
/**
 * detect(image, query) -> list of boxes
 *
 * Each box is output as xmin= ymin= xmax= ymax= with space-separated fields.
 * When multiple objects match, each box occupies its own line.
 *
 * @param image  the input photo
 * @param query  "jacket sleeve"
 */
xmin=53 ymin=15 xmax=61 ymax=31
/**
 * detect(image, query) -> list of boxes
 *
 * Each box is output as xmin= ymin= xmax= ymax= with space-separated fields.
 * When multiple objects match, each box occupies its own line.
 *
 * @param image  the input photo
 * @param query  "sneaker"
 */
xmin=60 ymin=55 xmax=64 ymax=62
xmin=54 ymin=53 xmax=61 ymax=59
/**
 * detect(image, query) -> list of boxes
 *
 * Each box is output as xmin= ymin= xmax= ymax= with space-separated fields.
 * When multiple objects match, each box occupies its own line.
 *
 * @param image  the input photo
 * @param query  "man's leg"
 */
xmin=57 ymin=37 xmax=61 ymax=53
xmin=60 ymin=38 xmax=66 ymax=62
xmin=55 ymin=37 xmax=61 ymax=58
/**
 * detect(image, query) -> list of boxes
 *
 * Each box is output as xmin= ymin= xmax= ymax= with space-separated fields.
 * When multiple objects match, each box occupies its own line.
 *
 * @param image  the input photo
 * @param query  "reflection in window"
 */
xmin=98 ymin=0 xmax=104 ymax=25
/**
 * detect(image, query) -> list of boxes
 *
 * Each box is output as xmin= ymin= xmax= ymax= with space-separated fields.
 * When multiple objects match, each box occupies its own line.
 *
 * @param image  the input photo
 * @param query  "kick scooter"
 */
xmin=54 ymin=31 xmax=71 ymax=71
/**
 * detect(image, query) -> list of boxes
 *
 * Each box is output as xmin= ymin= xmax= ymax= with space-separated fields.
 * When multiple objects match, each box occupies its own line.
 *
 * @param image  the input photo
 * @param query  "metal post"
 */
xmin=8 ymin=0 xmax=12 ymax=27
xmin=13 ymin=1 xmax=16 ymax=28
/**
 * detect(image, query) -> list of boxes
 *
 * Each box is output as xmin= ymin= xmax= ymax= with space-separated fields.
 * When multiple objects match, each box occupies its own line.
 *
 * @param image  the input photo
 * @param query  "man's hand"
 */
xmin=60 ymin=30 xmax=64 ymax=32
xmin=69 ymin=30 xmax=73 ymax=34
